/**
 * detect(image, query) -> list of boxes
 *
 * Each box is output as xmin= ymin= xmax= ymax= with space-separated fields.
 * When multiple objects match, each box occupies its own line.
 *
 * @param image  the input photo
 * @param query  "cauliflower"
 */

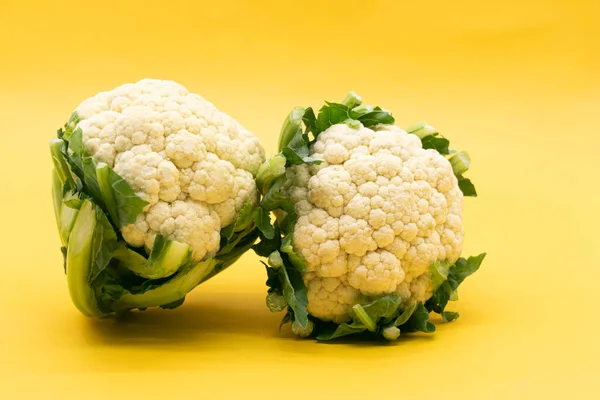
xmin=50 ymin=79 xmax=264 ymax=317
xmin=254 ymin=93 xmax=485 ymax=340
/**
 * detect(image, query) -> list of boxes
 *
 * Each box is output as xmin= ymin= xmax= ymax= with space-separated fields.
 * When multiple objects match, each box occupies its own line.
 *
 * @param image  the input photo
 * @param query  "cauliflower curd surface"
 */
xmin=285 ymin=124 xmax=464 ymax=323
xmin=75 ymin=79 xmax=265 ymax=260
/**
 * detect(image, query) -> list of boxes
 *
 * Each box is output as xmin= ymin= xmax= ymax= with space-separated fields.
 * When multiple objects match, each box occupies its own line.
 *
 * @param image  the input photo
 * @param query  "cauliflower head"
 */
xmin=288 ymin=123 xmax=463 ymax=323
xmin=50 ymin=79 xmax=265 ymax=318
xmin=255 ymin=93 xmax=485 ymax=340
xmin=75 ymin=79 xmax=265 ymax=260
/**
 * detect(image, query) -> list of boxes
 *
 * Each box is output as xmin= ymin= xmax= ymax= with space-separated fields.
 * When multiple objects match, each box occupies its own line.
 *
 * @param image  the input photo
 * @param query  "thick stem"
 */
xmin=96 ymin=163 xmax=120 ymax=227
xmin=449 ymin=151 xmax=471 ymax=175
xmin=49 ymin=139 xmax=71 ymax=186
xmin=352 ymin=304 xmax=377 ymax=332
xmin=278 ymin=107 xmax=305 ymax=151
xmin=406 ymin=122 xmax=437 ymax=139
xmin=113 ymin=258 xmax=218 ymax=311
xmin=382 ymin=325 xmax=401 ymax=341
xmin=66 ymin=200 xmax=104 ymax=317
xmin=52 ymin=169 xmax=63 ymax=238
xmin=342 ymin=91 xmax=362 ymax=108
xmin=256 ymin=155 xmax=287 ymax=194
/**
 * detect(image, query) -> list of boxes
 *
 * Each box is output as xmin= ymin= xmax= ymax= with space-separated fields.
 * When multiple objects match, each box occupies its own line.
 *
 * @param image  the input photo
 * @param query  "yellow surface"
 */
xmin=1 ymin=0 xmax=599 ymax=398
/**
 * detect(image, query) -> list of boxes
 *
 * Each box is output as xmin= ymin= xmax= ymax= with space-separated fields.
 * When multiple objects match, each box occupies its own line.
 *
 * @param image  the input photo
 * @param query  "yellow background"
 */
xmin=1 ymin=0 xmax=598 ymax=398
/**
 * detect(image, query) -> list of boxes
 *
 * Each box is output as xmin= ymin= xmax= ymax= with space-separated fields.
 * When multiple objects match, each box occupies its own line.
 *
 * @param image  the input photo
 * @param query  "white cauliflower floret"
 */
xmin=75 ymin=79 xmax=265 ymax=260
xmin=347 ymin=250 xmax=404 ymax=295
xmin=187 ymin=153 xmax=237 ymax=204
xmin=283 ymin=122 xmax=464 ymax=321
xmin=125 ymin=200 xmax=222 ymax=260
xmin=165 ymin=130 xmax=206 ymax=168
xmin=304 ymin=273 xmax=364 ymax=324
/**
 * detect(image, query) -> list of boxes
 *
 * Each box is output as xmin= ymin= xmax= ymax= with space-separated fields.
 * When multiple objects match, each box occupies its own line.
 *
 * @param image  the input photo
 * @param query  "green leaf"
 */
xmin=96 ymin=162 xmax=148 ymax=227
xmin=213 ymin=228 xmax=259 ymax=271
xmin=352 ymin=304 xmax=377 ymax=332
xmin=89 ymin=206 xmax=118 ymax=284
xmin=219 ymin=202 xmax=255 ymax=244
xmin=279 ymin=263 xmax=309 ymax=329
xmin=281 ymin=137 xmax=322 ymax=165
xmin=277 ymin=107 xmax=323 ymax=165
xmin=280 ymin=232 xmax=306 ymax=272
xmin=302 ymin=107 xmax=317 ymax=135
xmin=104 ymin=167 xmax=148 ymax=226
xmin=260 ymin=227 xmax=323 ymax=333
xmin=234 ymin=202 xmax=255 ymax=232
xmin=253 ymin=224 xmax=281 ymax=258
xmin=442 ymin=311 xmax=459 ymax=322
xmin=279 ymin=310 xmax=293 ymax=331
xmin=92 ymin=270 xmax=126 ymax=315
xmin=261 ymin=244 xmax=310 ymax=330
xmin=278 ymin=210 xmax=298 ymax=235
xmin=216 ymin=223 xmax=256 ymax=257
xmin=314 ymin=102 xmax=352 ymax=135
xmin=263 ymin=261 xmax=281 ymax=292
xmin=58 ymin=112 xmax=80 ymax=140
xmin=430 ymin=260 xmax=451 ymax=289
xmin=457 ymin=175 xmax=477 ymax=197
xmin=260 ymin=176 xmax=296 ymax=214
xmin=253 ymin=225 xmax=282 ymax=257
xmin=160 ymin=297 xmax=186 ymax=310
xmin=220 ymin=223 xmax=235 ymax=241
xmin=360 ymin=294 xmax=402 ymax=325
xmin=421 ymin=134 xmax=450 ymax=155
xmin=351 ymin=105 xmax=395 ymax=127
xmin=65 ymin=129 xmax=107 ymax=211
xmin=96 ymin=163 xmax=120 ymax=227
xmin=63 ymin=198 xmax=83 ymax=209
xmin=278 ymin=106 xmax=306 ymax=151
xmin=425 ymin=253 xmax=486 ymax=318
xmin=448 ymin=253 xmax=486 ymax=289
xmin=316 ymin=295 xmax=402 ymax=340
xmin=62 ymin=121 xmax=147 ymax=229
xmin=256 ymin=155 xmax=287 ymax=194
xmin=50 ymin=138 xmax=76 ymax=190
xmin=253 ymin=207 xmax=275 ymax=240
xmin=400 ymin=303 xmax=435 ymax=333
xmin=394 ymin=303 xmax=418 ymax=326
xmin=316 ymin=321 xmax=367 ymax=341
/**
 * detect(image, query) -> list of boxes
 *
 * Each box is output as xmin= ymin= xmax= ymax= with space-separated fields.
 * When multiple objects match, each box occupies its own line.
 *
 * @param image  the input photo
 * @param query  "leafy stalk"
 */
xmin=449 ymin=151 xmax=471 ymax=175
xmin=278 ymin=106 xmax=306 ymax=151
xmin=256 ymin=155 xmax=286 ymax=194
xmin=113 ymin=259 xmax=218 ymax=311
xmin=426 ymin=253 xmax=487 ymax=321
xmin=352 ymin=304 xmax=377 ymax=332
xmin=66 ymin=200 xmax=104 ymax=317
